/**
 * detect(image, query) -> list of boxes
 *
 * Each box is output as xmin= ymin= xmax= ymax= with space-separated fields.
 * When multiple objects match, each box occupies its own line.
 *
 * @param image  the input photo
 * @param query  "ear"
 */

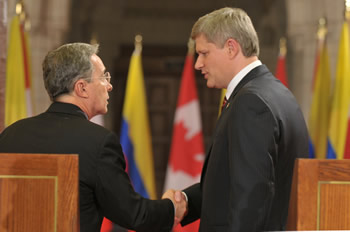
xmin=74 ymin=79 xmax=89 ymax=98
xmin=226 ymin=38 xmax=240 ymax=59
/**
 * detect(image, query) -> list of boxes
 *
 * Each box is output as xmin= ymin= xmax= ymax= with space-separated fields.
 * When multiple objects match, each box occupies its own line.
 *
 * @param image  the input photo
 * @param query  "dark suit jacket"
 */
xmin=181 ymin=65 xmax=309 ymax=232
xmin=0 ymin=102 xmax=174 ymax=232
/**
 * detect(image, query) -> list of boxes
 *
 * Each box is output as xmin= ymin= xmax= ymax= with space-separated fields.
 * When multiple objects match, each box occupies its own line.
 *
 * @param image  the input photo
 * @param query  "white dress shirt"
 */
xmin=225 ymin=60 xmax=262 ymax=100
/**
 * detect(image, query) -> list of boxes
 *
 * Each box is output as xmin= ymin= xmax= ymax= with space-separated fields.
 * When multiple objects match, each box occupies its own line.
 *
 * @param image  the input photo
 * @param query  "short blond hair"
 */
xmin=191 ymin=7 xmax=259 ymax=57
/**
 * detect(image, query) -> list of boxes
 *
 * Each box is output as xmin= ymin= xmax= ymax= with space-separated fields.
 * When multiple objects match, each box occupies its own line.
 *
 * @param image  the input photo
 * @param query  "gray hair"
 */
xmin=42 ymin=42 xmax=99 ymax=101
xmin=191 ymin=7 xmax=259 ymax=57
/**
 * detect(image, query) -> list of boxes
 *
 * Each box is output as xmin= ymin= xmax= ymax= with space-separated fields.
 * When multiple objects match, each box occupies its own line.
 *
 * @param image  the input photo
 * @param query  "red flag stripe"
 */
xmin=275 ymin=54 xmax=289 ymax=87
xmin=19 ymin=23 xmax=30 ymax=89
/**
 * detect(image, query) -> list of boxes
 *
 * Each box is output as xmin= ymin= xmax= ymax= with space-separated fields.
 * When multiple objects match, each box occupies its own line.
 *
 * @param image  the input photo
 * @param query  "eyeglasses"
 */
xmin=99 ymin=72 xmax=111 ymax=83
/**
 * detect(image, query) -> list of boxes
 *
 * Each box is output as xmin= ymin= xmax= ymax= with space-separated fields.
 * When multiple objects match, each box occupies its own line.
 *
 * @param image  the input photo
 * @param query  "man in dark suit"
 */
xmin=165 ymin=7 xmax=309 ymax=232
xmin=0 ymin=43 xmax=186 ymax=232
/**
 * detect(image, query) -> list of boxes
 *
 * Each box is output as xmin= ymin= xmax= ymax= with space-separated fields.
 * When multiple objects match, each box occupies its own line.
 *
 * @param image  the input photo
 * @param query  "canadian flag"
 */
xmin=164 ymin=50 xmax=205 ymax=231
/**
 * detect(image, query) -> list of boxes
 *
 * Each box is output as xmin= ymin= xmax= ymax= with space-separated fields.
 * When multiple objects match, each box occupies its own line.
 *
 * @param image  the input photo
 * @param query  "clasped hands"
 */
xmin=162 ymin=189 xmax=188 ymax=229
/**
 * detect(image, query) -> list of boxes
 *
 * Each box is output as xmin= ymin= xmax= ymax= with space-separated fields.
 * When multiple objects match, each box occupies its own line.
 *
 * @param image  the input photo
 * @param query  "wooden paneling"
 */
xmin=287 ymin=159 xmax=350 ymax=231
xmin=318 ymin=182 xmax=350 ymax=230
xmin=0 ymin=178 xmax=56 ymax=231
xmin=0 ymin=153 xmax=79 ymax=232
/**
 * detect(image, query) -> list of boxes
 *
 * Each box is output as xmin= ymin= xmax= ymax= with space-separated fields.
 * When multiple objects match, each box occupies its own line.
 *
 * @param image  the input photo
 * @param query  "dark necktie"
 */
xmin=221 ymin=96 xmax=228 ymax=112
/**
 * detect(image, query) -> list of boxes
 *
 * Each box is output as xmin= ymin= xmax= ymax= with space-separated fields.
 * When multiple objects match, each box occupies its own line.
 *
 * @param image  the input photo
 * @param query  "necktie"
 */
xmin=221 ymin=96 xmax=228 ymax=112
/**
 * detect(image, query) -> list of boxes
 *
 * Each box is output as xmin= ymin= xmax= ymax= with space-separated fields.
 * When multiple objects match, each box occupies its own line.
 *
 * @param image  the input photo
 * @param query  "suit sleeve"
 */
xmin=95 ymin=132 xmax=174 ymax=232
xmin=181 ymin=183 xmax=202 ymax=226
xmin=227 ymin=93 xmax=277 ymax=231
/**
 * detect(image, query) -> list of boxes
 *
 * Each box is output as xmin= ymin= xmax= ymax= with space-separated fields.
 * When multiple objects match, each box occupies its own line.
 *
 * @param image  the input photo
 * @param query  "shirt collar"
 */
xmin=48 ymin=102 xmax=88 ymax=119
xmin=225 ymin=60 xmax=262 ymax=99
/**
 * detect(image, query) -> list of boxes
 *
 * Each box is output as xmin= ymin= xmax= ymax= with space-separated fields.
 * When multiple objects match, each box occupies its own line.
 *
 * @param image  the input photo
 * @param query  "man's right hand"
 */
xmin=162 ymin=189 xmax=188 ymax=228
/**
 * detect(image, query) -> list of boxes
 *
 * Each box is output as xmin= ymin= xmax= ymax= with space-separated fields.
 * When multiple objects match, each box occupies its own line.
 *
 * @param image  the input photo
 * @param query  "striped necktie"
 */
xmin=221 ymin=96 xmax=228 ymax=112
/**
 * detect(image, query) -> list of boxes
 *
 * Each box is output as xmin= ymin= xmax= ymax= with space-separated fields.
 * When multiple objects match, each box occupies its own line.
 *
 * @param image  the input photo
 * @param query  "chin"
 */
xmin=206 ymin=82 xmax=215 ymax=88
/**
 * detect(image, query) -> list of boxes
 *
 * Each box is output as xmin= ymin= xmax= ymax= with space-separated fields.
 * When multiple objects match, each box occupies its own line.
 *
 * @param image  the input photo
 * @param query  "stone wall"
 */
xmin=287 ymin=0 xmax=344 ymax=119
xmin=3 ymin=0 xmax=346 ymax=124
xmin=0 ymin=0 xmax=7 ymax=131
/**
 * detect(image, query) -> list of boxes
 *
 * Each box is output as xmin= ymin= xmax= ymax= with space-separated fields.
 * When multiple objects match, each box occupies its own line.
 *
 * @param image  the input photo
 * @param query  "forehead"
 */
xmin=195 ymin=34 xmax=218 ymax=51
xmin=91 ymin=54 xmax=105 ymax=71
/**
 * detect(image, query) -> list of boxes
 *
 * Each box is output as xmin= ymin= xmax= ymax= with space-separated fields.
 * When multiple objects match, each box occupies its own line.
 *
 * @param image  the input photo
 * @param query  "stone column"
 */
xmin=0 ymin=0 xmax=7 ymax=132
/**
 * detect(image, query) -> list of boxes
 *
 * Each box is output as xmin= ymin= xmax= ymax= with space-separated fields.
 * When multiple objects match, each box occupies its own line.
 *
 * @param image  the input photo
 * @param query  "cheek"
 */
xmin=215 ymin=58 xmax=227 ymax=73
xmin=208 ymin=59 xmax=221 ymax=74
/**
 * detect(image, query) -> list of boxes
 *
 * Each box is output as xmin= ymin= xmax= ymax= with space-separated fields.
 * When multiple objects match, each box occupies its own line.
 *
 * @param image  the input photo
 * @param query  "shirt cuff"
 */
xmin=182 ymin=191 xmax=188 ymax=203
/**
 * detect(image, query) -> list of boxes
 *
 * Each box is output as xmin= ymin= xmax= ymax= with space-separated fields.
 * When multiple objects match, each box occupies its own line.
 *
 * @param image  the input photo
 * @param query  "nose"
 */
xmin=194 ymin=56 xmax=203 ymax=70
xmin=107 ymin=82 xmax=113 ymax=91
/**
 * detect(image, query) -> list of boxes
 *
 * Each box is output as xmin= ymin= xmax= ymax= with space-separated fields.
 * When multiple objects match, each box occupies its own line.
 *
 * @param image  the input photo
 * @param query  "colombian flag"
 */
xmin=120 ymin=43 xmax=156 ymax=199
xmin=326 ymin=21 xmax=350 ymax=159
xmin=308 ymin=22 xmax=331 ymax=159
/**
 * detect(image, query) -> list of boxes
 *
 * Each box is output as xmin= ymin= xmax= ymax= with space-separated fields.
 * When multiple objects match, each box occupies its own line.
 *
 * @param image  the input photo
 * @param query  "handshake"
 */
xmin=162 ymin=189 xmax=188 ymax=229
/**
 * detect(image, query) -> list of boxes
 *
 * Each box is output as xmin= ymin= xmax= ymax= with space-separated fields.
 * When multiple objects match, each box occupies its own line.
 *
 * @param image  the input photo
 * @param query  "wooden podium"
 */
xmin=286 ymin=158 xmax=350 ymax=230
xmin=0 ymin=153 xmax=79 ymax=232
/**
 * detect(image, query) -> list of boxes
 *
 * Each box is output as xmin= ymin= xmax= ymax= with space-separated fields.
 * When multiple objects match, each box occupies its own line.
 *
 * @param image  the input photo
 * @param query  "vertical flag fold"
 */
xmin=327 ymin=20 xmax=350 ymax=159
xmin=164 ymin=39 xmax=204 ymax=232
xmin=308 ymin=18 xmax=331 ymax=159
xmin=275 ymin=37 xmax=289 ymax=87
xmin=20 ymin=21 xmax=33 ymax=117
xmin=120 ymin=36 xmax=156 ymax=199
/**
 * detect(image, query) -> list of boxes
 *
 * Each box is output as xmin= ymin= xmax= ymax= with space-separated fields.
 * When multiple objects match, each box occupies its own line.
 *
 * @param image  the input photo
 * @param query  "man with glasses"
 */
xmin=0 ymin=43 xmax=186 ymax=232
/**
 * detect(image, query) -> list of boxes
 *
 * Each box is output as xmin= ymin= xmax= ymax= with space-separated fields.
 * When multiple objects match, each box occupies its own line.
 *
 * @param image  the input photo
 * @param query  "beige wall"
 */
xmin=287 ymin=0 xmax=344 ymax=120
xmin=4 ymin=0 xmax=347 ymax=125
xmin=0 ymin=0 xmax=7 ymax=131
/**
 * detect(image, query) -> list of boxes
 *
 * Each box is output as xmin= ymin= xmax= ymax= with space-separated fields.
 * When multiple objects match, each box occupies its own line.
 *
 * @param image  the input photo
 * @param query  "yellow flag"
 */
xmin=308 ymin=29 xmax=331 ymax=159
xmin=5 ymin=15 xmax=27 ymax=126
xmin=327 ymin=21 xmax=350 ymax=159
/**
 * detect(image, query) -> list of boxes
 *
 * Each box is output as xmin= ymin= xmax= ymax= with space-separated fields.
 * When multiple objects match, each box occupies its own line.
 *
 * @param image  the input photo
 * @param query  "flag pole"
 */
xmin=316 ymin=17 xmax=327 ymax=52
xmin=16 ymin=0 xmax=26 ymax=25
xmin=279 ymin=37 xmax=287 ymax=57
xmin=187 ymin=38 xmax=195 ymax=55
xmin=134 ymin=34 xmax=142 ymax=54
xmin=346 ymin=0 xmax=350 ymax=20
xmin=317 ymin=17 xmax=327 ymax=40
xmin=275 ymin=36 xmax=289 ymax=87
xmin=15 ymin=0 xmax=22 ymax=15
xmin=90 ymin=32 xmax=99 ymax=45
xmin=15 ymin=0 xmax=31 ymax=31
